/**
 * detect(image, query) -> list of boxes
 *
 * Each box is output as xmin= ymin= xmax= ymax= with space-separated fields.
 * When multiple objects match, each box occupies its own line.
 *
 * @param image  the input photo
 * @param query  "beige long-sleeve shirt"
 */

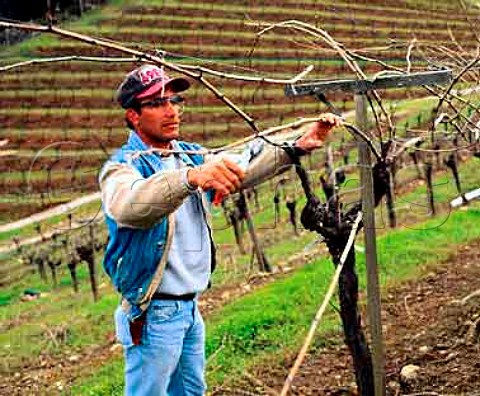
xmin=99 ymin=140 xmax=294 ymax=229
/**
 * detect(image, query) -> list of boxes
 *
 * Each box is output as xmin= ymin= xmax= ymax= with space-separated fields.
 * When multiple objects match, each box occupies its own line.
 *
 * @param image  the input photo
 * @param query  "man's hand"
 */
xmin=294 ymin=113 xmax=342 ymax=152
xmin=187 ymin=158 xmax=245 ymax=196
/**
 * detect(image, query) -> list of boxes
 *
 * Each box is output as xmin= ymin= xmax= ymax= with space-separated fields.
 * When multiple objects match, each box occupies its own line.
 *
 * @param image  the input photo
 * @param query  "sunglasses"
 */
xmin=139 ymin=95 xmax=185 ymax=112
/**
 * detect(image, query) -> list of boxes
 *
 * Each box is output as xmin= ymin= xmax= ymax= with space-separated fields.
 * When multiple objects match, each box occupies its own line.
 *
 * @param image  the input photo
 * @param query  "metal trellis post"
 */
xmin=285 ymin=69 xmax=453 ymax=396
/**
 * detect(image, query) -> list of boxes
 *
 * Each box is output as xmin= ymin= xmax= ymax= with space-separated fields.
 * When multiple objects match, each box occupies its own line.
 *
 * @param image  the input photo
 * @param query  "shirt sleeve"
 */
xmin=204 ymin=139 xmax=294 ymax=189
xmin=99 ymin=161 xmax=193 ymax=229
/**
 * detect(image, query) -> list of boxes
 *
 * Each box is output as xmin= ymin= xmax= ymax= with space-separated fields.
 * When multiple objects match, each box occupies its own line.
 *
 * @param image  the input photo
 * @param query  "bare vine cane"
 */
xmin=279 ymin=207 xmax=363 ymax=396
xmin=280 ymin=141 xmax=390 ymax=395
xmin=0 ymin=20 xmax=317 ymax=153
xmin=249 ymin=19 xmax=395 ymax=140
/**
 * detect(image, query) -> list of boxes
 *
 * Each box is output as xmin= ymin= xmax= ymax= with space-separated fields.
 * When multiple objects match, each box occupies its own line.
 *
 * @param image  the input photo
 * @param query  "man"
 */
xmin=99 ymin=64 xmax=341 ymax=396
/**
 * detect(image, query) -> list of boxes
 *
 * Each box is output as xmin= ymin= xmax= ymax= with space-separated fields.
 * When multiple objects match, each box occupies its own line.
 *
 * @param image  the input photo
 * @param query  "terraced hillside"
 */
xmin=1 ymin=0 xmax=479 ymax=222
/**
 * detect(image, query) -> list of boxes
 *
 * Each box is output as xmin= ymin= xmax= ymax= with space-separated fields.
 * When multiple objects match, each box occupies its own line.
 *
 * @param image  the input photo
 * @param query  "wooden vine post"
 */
xmin=228 ymin=207 xmax=246 ymax=254
xmin=355 ymin=93 xmax=385 ymax=396
xmin=88 ymin=224 xmax=99 ymax=301
xmin=286 ymin=69 xmax=452 ymax=396
xmin=63 ymin=235 xmax=80 ymax=293
xmin=425 ymin=160 xmax=436 ymax=216
xmin=2 ymin=18 xmax=468 ymax=393
xmin=238 ymin=191 xmax=271 ymax=273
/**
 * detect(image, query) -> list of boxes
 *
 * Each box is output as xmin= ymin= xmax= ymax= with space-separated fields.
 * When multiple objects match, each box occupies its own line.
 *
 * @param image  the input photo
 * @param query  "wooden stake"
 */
xmin=281 ymin=213 xmax=363 ymax=396
xmin=425 ymin=161 xmax=436 ymax=216
xmin=88 ymin=225 xmax=98 ymax=301
xmin=355 ymin=94 xmax=386 ymax=396
xmin=63 ymin=236 xmax=79 ymax=293
xmin=240 ymin=191 xmax=271 ymax=273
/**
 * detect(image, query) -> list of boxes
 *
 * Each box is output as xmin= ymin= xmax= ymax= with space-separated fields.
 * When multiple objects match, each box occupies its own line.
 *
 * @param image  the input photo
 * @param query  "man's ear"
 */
xmin=126 ymin=108 xmax=140 ymax=128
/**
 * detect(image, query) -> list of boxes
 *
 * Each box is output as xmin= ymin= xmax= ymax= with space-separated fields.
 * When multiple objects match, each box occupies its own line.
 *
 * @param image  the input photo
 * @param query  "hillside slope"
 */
xmin=0 ymin=0 xmax=479 ymax=222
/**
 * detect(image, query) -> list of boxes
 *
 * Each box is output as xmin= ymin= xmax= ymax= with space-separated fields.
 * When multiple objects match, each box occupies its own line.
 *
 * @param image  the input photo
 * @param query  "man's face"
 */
xmin=127 ymin=87 xmax=184 ymax=146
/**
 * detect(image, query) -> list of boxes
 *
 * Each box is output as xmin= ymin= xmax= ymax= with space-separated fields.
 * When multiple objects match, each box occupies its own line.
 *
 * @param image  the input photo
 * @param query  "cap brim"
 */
xmin=136 ymin=78 xmax=190 ymax=99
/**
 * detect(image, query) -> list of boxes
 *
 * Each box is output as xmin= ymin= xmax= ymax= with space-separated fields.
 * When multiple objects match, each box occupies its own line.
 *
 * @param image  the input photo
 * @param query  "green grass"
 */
xmin=0 ymin=152 xmax=478 ymax=388
xmin=0 ymin=101 xmax=326 ymax=116
xmin=123 ymin=0 xmax=469 ymax=29
xmin=23 ymin=38 xmax=477 ymax=61
xmin=103 ymin=10 xmax=464 ymax=31
xmin=0 ymin=148 xmax=113 ymax=157
xmin=63 ymin=150 xmax=480 ymax=394
xmin=0 ymin=212 xmax=68 ymax=246
xmin=0 ymin=34 xmax=62 ymax=59
xmin=0 ymin=57 xmax=414 ymax=74
xmin=69 ymin=202 xmax=480 ymax=394
xmin=0 ymin=71 xmax=125 ymax=81
xmin=0 ymin=0 xmax=478 ymax=387
xmin=76 ymin=21 xmax=468 ymax=42
xmin=0 ymin=271 xmax=119 ymax=373
xmin=0 ymin=251 xmax=103 ymax=307
xmin=0 ymin=198 xmax=103 ymax=244
xmin=5 ymin=166 xmax=98 ymax=181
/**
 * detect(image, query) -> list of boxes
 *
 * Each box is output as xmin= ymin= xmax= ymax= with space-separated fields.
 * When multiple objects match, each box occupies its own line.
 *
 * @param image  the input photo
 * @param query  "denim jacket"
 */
xmin=100 ymin=132 xmax=215 ymax=320
xmin=100 ymin=130 xmax=294 ymax=320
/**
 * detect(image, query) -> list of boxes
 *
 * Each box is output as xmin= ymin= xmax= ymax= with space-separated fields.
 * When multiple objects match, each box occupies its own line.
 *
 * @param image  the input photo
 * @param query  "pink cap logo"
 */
xmin=138 ymin=66 xmax=163 ymax=85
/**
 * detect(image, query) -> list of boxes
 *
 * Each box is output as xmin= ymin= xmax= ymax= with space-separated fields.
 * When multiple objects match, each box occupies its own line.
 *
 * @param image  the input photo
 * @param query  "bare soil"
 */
xmin=104 ymin=15 xmax=472 ymax=38
xmin=124 ymin=1 xmax=473 ymax=25
xmin=1 ymin=236 xmax=479 ymax=395
xmin=218 ymin=239 xmax=480 ymax=395
xmin=0 ymin=86 xmax=422 ymax=111
xmin=30 ymin=43 xmax=465 ymax=61
xmin=0 ymin=262 xmax=300 ymax=395
xmin=35 ymin=29 xmax=476 ymax=54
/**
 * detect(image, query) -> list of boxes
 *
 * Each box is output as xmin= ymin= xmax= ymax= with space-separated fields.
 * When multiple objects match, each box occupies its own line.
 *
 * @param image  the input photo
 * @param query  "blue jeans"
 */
xmin=114 ymin=299 xmax=206 ymax=396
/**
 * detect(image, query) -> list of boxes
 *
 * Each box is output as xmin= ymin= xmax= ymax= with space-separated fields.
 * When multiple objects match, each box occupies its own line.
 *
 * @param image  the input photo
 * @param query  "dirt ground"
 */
xmin=220 ymin=240 xmax=480 ymax=395
xmin=2 ymin=239 xmax=479 ymax=395
xmin=0 ymin=257 xmax=300 ymax=395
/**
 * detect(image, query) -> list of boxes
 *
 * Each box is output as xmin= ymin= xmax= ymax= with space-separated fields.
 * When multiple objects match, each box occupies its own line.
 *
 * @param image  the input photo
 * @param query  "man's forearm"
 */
xmin=100 ymin=163 xmax=192 ymax=228
xmin=242 ymin=143 xmax=294 ymax=189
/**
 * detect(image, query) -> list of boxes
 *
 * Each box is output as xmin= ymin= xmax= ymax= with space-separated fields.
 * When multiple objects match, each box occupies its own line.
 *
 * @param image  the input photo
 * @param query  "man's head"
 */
xmin=116 ymin=64 xmax=190 ymax=147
